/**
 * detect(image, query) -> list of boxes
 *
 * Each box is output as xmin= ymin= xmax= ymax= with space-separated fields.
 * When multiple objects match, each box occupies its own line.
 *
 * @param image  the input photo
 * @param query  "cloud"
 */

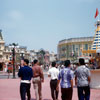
xmin=7 ymin=10 xmax=23 ymax=21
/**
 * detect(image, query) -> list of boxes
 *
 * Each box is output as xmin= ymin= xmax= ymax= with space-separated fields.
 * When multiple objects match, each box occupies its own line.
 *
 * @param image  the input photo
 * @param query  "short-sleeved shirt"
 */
xmin=75 ymin=65 xmax=91 ymax=87
xmin=48 ymin=67 xmax=59 ymax=80
xmin=58 ymin=67 xmax=74 ymax=88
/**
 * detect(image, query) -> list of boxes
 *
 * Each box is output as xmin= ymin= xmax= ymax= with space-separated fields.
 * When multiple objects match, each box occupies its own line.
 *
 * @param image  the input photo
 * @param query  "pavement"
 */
xmin=0 ymin=71 xmax=100 ymax=100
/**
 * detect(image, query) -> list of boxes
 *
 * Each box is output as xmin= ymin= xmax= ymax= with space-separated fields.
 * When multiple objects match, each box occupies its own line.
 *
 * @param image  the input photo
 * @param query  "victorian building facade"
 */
xmin=0 ymin=30 xmax=30 ymax=70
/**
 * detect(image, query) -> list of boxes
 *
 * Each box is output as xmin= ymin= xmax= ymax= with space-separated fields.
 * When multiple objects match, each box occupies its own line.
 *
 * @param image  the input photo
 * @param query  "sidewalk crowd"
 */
xmin=17 ymin=58 xmax=91 ymax=100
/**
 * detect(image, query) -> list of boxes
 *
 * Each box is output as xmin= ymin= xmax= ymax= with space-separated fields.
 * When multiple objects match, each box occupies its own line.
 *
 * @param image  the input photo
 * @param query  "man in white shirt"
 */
xmin=48 ymin=62 xmax=59 ymax=100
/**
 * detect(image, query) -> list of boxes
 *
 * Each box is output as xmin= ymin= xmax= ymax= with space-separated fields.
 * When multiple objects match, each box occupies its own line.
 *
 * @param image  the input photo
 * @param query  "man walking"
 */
xmin=18 ymin=59 xmax=33 ymax=100
xmin=75 ymin=58 xmax=91 ymax=100
xmin=48 ymin=62 xmax=59 ymax=100
xmin=32 ymin=59 xmax=44 ymax=100
xmin=57 ymin=60 xmax=74 ymax=100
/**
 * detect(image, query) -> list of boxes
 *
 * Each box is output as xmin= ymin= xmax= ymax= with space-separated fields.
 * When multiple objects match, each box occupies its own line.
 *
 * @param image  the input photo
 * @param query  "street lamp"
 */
xmin=9 ymin=43 xmax=18 ymax=79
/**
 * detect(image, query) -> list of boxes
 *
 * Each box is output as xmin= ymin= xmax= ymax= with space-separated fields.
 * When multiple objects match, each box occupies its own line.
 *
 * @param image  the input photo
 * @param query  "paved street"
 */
xmin=0 ymin=71 xmax=100 ymax=100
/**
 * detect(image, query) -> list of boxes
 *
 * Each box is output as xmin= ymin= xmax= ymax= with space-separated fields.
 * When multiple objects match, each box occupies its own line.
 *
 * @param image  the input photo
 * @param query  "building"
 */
xmin=0 ymin=30 xmax=30 ymax=71
xmin=58 ymin=37 xmax=94 ymax=61
xmin=0 ymin=30 xmax=5 ymax=70
xmin=29 ymin=50 xmax=38 ymax=63
xmin=3 ymin=45 xmax=30 ymax=64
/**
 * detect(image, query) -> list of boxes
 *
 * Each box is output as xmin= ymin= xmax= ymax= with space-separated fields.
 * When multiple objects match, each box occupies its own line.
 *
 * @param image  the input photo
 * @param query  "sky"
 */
xmin=0 ymin=0 xmax=100 ymax=53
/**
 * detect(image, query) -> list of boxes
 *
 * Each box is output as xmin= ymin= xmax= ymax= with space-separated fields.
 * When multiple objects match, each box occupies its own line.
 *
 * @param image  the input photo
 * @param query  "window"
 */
xmin=6 ymin=55 xmax=8 ymax=59
xmin=8 ymin=48 xmax=10 ymax=52
xmin=89 ymin=45 xmax=91 ymax=49
xmin=85 ymin=44 xmax=88 ymax=50
xmin=73 ymin=45 xmax=75 ymax=51
xmin=93 ymin=42 xmax=97 ymax=44
xmin=93 ymin=45 xmax=96 ymax=47
xmin=92 ymin=48 xmax=96 ymax=50
xmin=0 ymin=44 xmax=1 ymax=50
xmin=4 ymin=48 xmax=6 ymax=51
xmin=94 ymin=39 xmax=98 ymax=41
xmin=76 ymin=48 xmax=78 ymax=51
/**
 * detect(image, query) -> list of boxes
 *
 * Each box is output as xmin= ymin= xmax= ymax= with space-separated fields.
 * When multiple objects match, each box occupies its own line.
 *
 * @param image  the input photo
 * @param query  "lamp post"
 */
xmin=9 ymin=43 xmax=18 ymax=79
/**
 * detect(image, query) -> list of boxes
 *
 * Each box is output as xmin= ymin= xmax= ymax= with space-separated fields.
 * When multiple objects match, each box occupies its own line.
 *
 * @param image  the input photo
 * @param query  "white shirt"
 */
xmin=21 ymin=80 xmax=31 ymax=84
xmin=48 ymin=67 xmax=59 ymax=80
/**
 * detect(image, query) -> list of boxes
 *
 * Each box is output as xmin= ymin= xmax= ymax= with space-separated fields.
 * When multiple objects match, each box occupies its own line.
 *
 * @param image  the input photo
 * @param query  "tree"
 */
xmin=37 ymin=49 xmax=45 ymax=65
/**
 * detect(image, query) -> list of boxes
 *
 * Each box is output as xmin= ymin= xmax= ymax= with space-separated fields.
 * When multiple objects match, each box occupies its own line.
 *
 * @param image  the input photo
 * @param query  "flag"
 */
xmin=95 ymin=8 xmax=99 ymax=18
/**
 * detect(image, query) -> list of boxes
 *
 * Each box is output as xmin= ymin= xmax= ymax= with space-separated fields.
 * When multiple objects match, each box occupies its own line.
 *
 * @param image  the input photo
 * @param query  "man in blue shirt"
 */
xmin=18 ymin=59 xmax=33 ymax=100
xmin=57 ymin=60 xmax=74 ymax=100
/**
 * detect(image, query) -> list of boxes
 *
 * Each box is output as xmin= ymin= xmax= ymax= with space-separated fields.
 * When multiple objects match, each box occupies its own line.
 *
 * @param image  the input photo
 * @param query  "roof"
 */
xmin=59 ymin=36 xmax=94 ymax=45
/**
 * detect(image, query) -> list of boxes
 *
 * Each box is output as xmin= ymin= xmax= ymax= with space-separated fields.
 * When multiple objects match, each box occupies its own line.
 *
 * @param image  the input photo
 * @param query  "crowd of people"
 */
xmin=18 ymin=58 xmax=91 ymax=100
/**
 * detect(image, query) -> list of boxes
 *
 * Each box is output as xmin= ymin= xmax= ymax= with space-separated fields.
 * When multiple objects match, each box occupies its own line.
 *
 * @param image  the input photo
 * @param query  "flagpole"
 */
xmin=98 ymin=14 xmax=99 ymax=21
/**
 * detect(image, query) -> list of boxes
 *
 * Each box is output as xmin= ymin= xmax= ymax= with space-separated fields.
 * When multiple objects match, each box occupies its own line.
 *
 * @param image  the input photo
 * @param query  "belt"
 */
xmin=33 ymin=75 xmax=40 ymax=78
xmin=51 ymin=79 xmax=57 ymax=81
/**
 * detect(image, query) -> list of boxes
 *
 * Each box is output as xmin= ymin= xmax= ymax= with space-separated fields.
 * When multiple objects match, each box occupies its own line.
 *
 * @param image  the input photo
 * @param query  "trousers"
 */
xmin=77 ymin=85 xmax=90 ymax=100
xmin=20 ymin=83 xmax=31 ymax=100
xmin=33 ymin=77 xmax=42 ymax=100
xmin=50 ymin=79 xmax=59 ymax=100
xmin=61 ymin=87 xmax=73 ymax=100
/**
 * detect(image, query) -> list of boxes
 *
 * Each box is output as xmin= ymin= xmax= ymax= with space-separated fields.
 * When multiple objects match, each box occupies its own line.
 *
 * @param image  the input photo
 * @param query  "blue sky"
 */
xmin=0 ymin=0 xmax=100 ymax=53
